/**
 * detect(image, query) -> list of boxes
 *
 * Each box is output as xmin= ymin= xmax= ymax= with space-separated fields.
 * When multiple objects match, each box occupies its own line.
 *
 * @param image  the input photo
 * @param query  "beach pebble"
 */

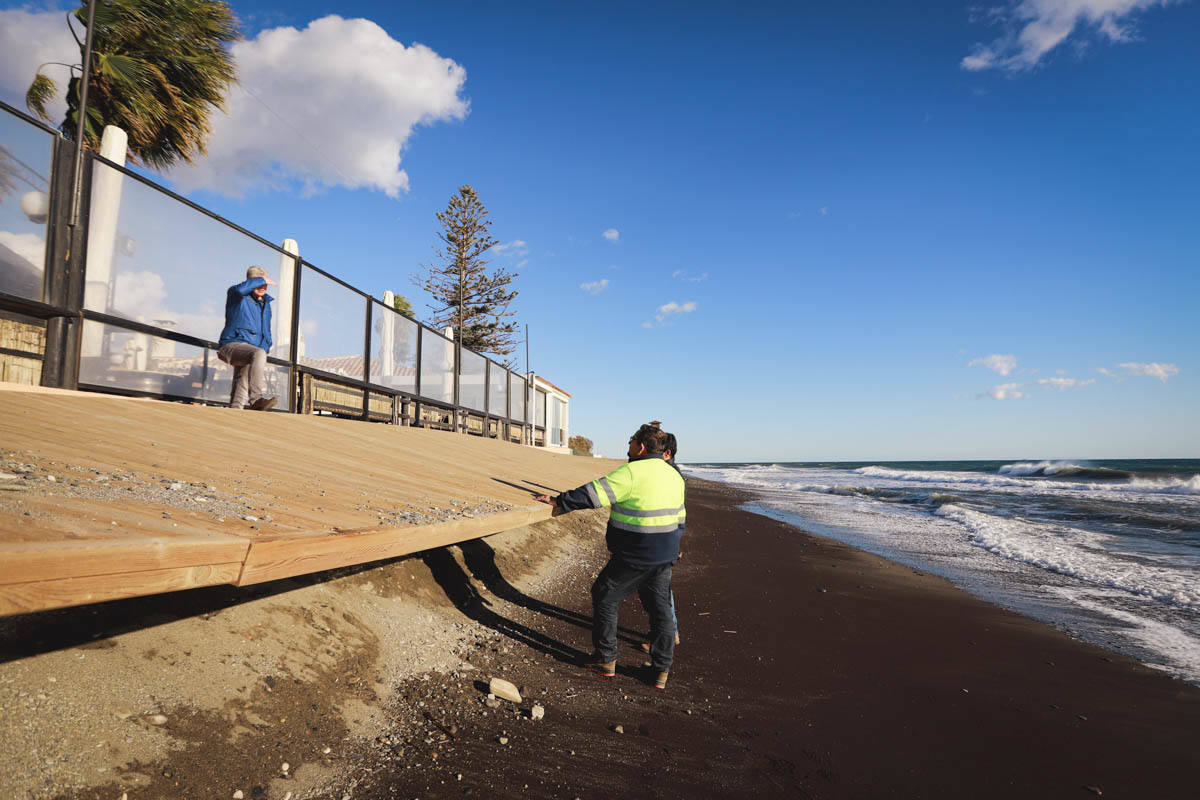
xmin=280 ymin=761 xmax=290 ymax=774
xmin=530 ymin=704 xmax=545 ymax=720
xmin=485 ymin=697 xmax=501 ymax=709
xmin=233 ymin=791 xmax=244 ymax=799
xmin=488 ymin=677 xmax=522 ymax=703
xmin=243 ymin=515 xmax=258 ymax=522
xmin=612 ymin=724 xmax=624 ymax=734
xmin=322 ymin=746 xmax=331 ymax=754
xmin=46 ymin=475 xmax=56 ymax=482
xmin=498 ymin=736 xmax=509 ymax=745
xmin=145 ymin=713 xmax=168 ymax=726
xmin=169 ymin=482 xmax=183 ymax=490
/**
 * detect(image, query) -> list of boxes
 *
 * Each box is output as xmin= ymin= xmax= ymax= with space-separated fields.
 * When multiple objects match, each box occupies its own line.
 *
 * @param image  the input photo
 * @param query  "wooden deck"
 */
xmin=0 ymin=383 xmax=618 ymax=616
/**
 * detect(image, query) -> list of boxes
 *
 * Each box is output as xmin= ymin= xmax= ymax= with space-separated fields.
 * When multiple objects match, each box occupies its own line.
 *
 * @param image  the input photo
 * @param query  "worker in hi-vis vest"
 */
xmin=535 ymin=422 xmax=685 ymax=689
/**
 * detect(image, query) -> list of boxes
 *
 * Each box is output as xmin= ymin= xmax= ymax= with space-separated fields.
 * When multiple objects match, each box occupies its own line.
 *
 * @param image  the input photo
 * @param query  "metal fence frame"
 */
xmin=0 ymin=101 xmax=543 ymax=441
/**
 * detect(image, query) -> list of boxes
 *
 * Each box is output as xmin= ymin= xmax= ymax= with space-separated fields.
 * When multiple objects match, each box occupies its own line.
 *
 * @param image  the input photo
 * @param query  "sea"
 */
xmin=681 ymin=459 xmax=1200 ymax=685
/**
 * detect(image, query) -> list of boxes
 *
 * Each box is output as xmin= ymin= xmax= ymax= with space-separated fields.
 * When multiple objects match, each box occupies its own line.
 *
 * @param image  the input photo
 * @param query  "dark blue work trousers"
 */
xmin=591 ymin=557 xmax=676 ymax=672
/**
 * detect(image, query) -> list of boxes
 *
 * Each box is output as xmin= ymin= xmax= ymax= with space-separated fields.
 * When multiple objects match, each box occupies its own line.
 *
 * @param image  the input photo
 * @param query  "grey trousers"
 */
xmin=217 ymin=342 xmax=267 ymax=409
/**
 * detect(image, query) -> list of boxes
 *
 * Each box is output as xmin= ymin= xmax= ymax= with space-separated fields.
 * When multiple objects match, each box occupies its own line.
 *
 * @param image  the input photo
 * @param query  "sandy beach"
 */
xmin=3 ymin=477 xmax=1198 ymax=799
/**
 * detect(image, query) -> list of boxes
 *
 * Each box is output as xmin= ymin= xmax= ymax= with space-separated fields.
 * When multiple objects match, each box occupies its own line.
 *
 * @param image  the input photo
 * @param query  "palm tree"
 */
xmin=25 ymin=0 xmax=238 ymax=170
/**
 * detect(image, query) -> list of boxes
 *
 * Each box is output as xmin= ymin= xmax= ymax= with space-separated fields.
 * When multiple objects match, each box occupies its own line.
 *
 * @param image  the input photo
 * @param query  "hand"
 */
xmin=264 ymin=276 xmax=278 ymax=286
xmin=534 ymin=494 xmax=556 ymax=506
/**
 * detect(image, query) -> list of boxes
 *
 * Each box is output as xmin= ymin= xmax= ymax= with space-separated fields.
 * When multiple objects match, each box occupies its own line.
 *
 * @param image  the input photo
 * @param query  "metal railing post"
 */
xmin=41 ymin=138 xmax=88 ymax=389
xmin=361 ymin=296 xmax=372 ymax=420
xmin=287 ymin=258 xmax=303 ymax=412
xmin=414 ymin=324 xmax=423 ymax=427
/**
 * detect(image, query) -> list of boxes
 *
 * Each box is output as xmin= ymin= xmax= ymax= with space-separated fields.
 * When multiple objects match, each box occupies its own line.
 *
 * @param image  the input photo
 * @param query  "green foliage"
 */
xmin=568 ymin=435 xmax=594 ymax=456
xmin=390 ymin=293 xmax=414 ymax=317
xmin=415 ymin=185 xmax=520 ymax=363
xmin=25 ymin=0 xmax=239 ymax=170
xmin=24 ymin=73 xmax=58 ymax=122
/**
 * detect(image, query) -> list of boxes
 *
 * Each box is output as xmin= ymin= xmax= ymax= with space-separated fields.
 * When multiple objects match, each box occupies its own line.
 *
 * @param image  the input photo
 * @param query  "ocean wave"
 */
xmin=935 ymin=504 xmax=1200 ymax=611
xmin=851 ymin=465 xmax=1200 ymax=499
xmin=1129 ymin=475 xmax=1200 ymax=494
xmin=998 ymin=461 xmax=1131 ymax=479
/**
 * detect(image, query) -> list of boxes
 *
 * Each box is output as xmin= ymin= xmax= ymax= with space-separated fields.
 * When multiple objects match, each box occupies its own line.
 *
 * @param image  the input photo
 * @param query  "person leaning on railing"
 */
xmin=217 ymin=266 xmax=278 ymax=411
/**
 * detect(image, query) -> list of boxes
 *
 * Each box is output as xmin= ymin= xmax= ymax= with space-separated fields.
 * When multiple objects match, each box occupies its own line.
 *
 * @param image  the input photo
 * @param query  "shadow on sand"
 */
xmin=421 ymin=539 xmax=646 ymax=664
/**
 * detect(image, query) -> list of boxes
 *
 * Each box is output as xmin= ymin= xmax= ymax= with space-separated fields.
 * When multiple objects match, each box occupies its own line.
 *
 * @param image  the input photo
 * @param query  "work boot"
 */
xmin=581 ymin=653 xmax=616 ymax=678
xmin=249 ymin=396 xmax=277 ymax=411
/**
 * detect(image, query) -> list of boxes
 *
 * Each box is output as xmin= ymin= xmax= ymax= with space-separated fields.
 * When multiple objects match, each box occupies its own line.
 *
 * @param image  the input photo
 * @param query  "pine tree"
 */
xmin=415 ymin=185 xmax=519 ymax=363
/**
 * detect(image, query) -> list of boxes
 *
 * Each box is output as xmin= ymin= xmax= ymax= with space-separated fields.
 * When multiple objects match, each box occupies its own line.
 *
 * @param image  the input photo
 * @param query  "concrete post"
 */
xmin=80 ymin=125 xmax=127 ymax=359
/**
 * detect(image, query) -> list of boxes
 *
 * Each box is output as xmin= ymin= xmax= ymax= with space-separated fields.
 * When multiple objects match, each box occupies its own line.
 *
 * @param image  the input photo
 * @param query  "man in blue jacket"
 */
xmin=218 ymin=266 xmax=277 ymax=411
xmin=535 ymin=422 xmax=685 ymax=689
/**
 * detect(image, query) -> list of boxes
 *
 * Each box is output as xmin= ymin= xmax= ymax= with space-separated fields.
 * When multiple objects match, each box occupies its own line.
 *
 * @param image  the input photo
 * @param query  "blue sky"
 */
xmin=1 ymin=0 xmax=1197 ymax=461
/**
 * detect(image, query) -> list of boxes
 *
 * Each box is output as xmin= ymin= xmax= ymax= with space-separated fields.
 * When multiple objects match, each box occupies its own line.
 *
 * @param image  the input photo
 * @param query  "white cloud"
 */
xmin=968 ymin=353 xmax=1018 ymax=376
xmin=641 ymin=321 xmax=653 ymax=329
xmin=1037 ymin=377 xmax=1096 ymax=390
xmin=1097 ymin=366 xmax=1120 ymax=378
xmin=0 ymin=7 xmax=77 ymax=124
xmin=987 ymin=382 xmax=1027 ymax=400
xmin=492 ymin=239 xmax=527 ymax=254
xmin=3 ymin=13 xmax=469 ymax=197
xmin=169 ymin=16 xmax=468 ymax=197
xmin=1118 ymin=361 xmax=1179 ymax=382
xmin=654 ymin=300 xmax=697 ymax=324
xmin=671 ymin=269 xmax=708 ymax=282
xmin=602 ymin=228 xmax=620 ymax=243
xmin=580 ymin=278 xmax=609 ymax=295
xmin=961 ymin=0 xmax=1177 ymax=72
xmin=0 ymin=231 xmax=45 ymax=269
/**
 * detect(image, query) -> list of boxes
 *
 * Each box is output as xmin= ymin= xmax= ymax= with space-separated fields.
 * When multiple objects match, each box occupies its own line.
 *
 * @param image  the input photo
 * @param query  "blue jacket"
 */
xmin=219 ymin=277 xmax=274 ymax=351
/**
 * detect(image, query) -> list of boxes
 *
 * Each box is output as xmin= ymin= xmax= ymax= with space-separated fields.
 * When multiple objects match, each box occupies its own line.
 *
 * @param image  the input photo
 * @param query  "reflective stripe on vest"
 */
xmin=596 ymin=458 xmax=685 ymax=533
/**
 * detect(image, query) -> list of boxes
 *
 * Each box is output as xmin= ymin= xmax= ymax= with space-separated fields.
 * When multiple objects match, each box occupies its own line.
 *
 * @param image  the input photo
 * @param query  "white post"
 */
xmin=80 ymin=125 xmax=128 ymax=358
xmin=380 ymin=290 xmax=395 ymax=380
xmin=273 ymin=238 xmax=298 ymax=358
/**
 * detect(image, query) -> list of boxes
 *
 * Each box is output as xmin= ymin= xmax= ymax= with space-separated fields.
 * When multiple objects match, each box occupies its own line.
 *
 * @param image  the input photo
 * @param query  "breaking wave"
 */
xmin=999 ymin=461 xmax=1131 ymax=479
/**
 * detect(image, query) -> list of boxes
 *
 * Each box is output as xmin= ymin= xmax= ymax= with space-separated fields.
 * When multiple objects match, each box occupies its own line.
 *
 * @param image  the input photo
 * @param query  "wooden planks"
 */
xmin=0 ymin=563 xmax=244 ymax=616
xmin=0 ymin=536 xmax=251 ymax=586
xmin=237 ymin=507 xmax=552 ymax=585
xmin=0 ymin=384 xmax=618 ymax=616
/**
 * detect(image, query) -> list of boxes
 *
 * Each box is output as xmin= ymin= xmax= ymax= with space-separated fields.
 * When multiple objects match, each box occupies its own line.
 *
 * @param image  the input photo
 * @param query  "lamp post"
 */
xmin=68 ymin=0 xmax=98 ymax=228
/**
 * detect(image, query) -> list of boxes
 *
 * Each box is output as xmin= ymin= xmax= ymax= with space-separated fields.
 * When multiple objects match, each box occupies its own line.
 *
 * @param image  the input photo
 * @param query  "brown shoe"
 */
xmin=654 ymin=671 xmax=669 ymax=690
xmin=581 ymin=653 xmax=616 ymax=678
xmin=249 ymin=396 xmax=277 ymax=411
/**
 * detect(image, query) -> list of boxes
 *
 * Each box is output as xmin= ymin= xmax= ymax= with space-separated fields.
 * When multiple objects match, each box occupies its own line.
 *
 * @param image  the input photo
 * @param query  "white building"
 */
xmin=531 ymin=375 xmax=570 ymax=454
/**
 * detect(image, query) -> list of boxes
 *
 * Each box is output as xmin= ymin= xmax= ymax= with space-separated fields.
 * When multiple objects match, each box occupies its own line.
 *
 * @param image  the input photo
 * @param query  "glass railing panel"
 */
xmin=509 ymin=373 xmax=526 ymax=422
xmin=78 ymin=319 xmax=290 ymax=409
xmin=296 ymin=265 xmax=366 ymax=379
xmin=369 ymin=302 xmax=417 ymax=394
xmin=82 ymin=160 xmax=297 ymax=361
xmin=419 ymin=329 xmax=455 ymax=404
xmin=488 ymin=363 xmax=507 ymax=417
xmin=536 ymin=389 xmax=547 ymax=428
xmin=460 ymin=348 xmax=486 ymax=411
xmin=0 ymin=109 xmax=55 ymax=301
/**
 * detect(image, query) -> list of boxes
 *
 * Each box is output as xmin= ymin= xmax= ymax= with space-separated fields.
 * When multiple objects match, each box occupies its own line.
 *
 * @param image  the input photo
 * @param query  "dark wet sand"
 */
xmin=360 ymin=479 xmax=1200 ymax=799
